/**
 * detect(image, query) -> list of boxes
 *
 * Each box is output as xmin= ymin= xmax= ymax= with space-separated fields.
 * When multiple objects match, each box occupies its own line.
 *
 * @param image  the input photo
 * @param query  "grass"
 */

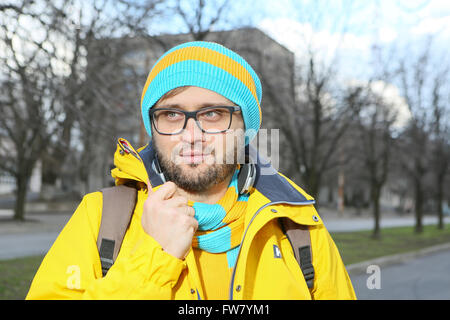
xmin=331 ymin=223 xmax=450 ymax=265
xmin=1 ymin=224 xmax=450 ymax=300
xmin=0 ymin=255 xmax=44 ymax=300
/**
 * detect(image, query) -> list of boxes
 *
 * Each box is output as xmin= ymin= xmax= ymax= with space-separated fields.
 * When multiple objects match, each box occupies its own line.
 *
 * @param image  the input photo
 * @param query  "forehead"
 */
xmin=155 ymin=86 xmax=236 ymax=110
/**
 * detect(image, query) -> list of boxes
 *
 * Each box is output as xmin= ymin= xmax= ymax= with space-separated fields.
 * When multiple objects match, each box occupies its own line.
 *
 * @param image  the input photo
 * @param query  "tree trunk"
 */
xmin=414 ymin=180 xmax=424 ymax=234
xmin=303 ymin=170 xmax=321 ymax=202
xmin=371 ymin=185 xmax=381 ymax=239
xmin=437 ymin=182 xmax=444 ymax=230
xmin=40 ymin=155 xmax=61 ymax=200
xmin=13 ymin=173 xmax=28 ymax=221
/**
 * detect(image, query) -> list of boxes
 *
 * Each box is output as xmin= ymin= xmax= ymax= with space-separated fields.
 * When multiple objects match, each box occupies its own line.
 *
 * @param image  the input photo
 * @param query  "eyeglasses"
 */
xmin=149 ymin=106 xmax=241 ymax=135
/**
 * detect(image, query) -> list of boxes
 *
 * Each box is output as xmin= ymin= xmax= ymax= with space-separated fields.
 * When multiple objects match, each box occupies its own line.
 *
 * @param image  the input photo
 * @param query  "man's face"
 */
xmin=151 ymin=86 xmax=245 ymax=193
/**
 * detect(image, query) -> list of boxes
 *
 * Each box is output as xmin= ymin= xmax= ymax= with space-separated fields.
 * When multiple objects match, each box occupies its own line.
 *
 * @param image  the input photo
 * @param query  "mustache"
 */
xmin=172 ymin=143 xmax=215 ymax=157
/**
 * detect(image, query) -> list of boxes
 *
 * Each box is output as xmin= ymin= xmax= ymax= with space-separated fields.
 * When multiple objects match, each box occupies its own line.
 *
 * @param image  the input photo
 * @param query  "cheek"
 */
xmin=212 ymin=131 xmax=244 ymax=158
xmin=208 ymin=134 xmax=229 ymax=152
xmin=155 ymin=136 xmax=180 ymax=160
xmin=231 ymin=115 xmax=245 ymax=131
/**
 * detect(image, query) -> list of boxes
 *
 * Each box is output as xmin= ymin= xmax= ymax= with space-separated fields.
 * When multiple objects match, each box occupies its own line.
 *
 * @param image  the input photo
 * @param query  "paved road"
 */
xmin=323 ymin=215 xmax=450 ymax=232
xmin=0 ymin=232 xmax=60 ymax=260
xmin=350 ymin=248 xmax=450 ymax=299
xmin=0 ymin=213 xmax=71 ymax=260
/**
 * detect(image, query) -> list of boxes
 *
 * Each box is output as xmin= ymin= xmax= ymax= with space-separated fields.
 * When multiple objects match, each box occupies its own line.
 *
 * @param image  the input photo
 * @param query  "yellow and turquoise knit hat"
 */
xmin=140 ymin=41 xmax=262 ymax=144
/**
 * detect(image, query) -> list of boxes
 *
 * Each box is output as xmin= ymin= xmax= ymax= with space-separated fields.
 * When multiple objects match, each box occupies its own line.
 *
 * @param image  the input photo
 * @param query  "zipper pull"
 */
xmin=118 ymin=138 xmax=142 ymax=161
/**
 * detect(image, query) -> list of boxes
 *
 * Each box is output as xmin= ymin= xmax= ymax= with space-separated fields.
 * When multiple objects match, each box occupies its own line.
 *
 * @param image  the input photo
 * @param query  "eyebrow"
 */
xmin=154 ymin=102 xmax=237 ymax=109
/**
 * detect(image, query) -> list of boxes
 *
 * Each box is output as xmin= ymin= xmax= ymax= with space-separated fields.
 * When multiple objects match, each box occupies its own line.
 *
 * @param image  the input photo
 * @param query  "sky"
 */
xmin=3 ymin=0 xmax=449 ymax=123
xmin=255 ymin=0 xmax=450 ymax=78
xmin=150 ymin=0 xmax=449 ymax=92
xmin=7 ymin=0 xmax=449 ymax=80
xmin=246 ymin=0 xmax=450 ymax=124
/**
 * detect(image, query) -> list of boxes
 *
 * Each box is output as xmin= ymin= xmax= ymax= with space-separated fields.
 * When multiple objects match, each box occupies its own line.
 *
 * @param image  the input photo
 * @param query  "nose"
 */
xmin=181 ymin=118 xmax=205 ymax=144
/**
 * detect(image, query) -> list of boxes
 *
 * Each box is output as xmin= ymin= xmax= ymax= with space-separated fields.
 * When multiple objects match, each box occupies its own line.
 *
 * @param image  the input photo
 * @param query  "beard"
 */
xmin=153 ymin=141 xmax=237 ymax=193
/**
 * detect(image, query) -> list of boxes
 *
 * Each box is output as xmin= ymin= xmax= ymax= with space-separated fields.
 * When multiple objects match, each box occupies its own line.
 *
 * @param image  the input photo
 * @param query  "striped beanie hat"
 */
xmin=140 ymin=41 xmax=262 ymax=144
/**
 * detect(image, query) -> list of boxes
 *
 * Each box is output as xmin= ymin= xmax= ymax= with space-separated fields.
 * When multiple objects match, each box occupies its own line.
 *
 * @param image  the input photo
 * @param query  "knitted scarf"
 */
xmin=190 ymin=168 xmax=248 ymax=269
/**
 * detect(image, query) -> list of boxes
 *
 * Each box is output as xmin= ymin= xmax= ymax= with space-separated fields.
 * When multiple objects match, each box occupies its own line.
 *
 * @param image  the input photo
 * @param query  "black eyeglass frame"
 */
xmin=148 ymin=105 xmax=242 ymax=135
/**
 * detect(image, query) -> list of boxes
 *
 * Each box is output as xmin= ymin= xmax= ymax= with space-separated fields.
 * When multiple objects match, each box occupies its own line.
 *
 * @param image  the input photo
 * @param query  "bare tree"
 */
xmin=346 ymin=82 xmax=398 ymax=238
xmin=396 ymin=39 xmax=436 ymax=234
xmin=40 ymin=0 xmax=168 ymax=196
xmin=269 ymin=0 xmax=370 ymax=201
xmin=429 ymin=67 xmax=450 ymax=229
xmin=0 ymin=0 xmax=70 ymax=220
xmin=174 ymin=0 xmax=230 ymax=40
xmin=0 ymin=0 xmax=168 ymax=218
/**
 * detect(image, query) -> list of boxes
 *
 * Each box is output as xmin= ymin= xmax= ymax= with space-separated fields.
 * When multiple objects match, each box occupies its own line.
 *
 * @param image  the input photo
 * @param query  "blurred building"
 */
xmin=0 ymin=27 xmax=295 ymax=199
xmin=114 ymin=27 xmax=295 ymax=146
xmin=0 ymin=130 xmax=42 ymax=195
xmin=79 ymin=27 xmax=296 ymax=194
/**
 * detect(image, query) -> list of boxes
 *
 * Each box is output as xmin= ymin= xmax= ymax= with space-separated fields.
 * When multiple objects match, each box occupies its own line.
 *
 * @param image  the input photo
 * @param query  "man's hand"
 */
xmin=142 ymin=180 xmax=198 ymax=260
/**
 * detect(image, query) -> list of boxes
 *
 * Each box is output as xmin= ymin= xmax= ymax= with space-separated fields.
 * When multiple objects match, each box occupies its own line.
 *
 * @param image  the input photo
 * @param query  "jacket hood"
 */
xmin=110 ymin=138 xmax=315 ymax=205
xmin=110 ymin=138 xmax=149 ymax=187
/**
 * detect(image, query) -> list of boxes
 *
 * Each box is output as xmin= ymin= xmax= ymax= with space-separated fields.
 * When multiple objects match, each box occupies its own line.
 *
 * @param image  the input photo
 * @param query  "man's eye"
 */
xmin=163 ymin=111 xmax=183 ymax=119
xmin=199 ymin=109 xmax=224 ymax=120
xmin=204 ymin=111 xmax=219 ymax=117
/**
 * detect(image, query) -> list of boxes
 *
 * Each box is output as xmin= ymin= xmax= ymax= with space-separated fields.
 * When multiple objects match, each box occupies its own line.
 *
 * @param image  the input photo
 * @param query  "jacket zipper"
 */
xmin=228 ymin=200 xmax=315 ymax=300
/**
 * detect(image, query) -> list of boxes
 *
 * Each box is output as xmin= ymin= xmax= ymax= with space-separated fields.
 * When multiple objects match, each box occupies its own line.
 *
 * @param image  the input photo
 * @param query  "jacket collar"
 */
xmin=138 ymin=141 xmax=314 ymax=204
xmin=246 ymin=144 xmax=314 ymax=204
xmin=138 ymin=140 xmax=165 ymax=187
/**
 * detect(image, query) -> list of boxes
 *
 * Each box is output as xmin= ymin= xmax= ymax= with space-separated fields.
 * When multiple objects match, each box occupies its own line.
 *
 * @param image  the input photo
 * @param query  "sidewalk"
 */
xmin=0 ymin=199 xmax=76 ymax=260
xmin=0 ymin=212 xmax=72 ymax=260
xmin=0 ymin=212 xmax=72 ymax=235
xmin=317 ymin=206 xmax=450 ymax=232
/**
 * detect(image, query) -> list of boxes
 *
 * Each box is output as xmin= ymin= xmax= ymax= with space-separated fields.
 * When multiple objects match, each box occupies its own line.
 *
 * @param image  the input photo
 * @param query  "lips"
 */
xmin=180 ymin=152 xmax=205 ymax=157
xmin=180 ymin=152 xmax=210 ymax=159
xmin=178 ymin=149 xmax=214 ymax=164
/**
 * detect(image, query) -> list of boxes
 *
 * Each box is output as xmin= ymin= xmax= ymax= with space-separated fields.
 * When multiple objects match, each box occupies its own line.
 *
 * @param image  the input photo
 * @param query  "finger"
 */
xmin=168 ymin=196 xmax=189 ymax=208
xmin=183 ymin=216 xmax=198 ymax=234
xmin=184 ymin=205 xmax=195 ymax=217
xmin=189 ymin=217 xmax=199 ymax=233
xmin=171 ymin=205 xmax=195 ymax=217
xmin=155 ymin=181 xmax=178 ymax=200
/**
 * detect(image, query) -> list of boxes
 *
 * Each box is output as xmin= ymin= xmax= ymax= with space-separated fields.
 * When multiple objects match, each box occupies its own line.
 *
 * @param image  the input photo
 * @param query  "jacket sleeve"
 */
xmin=26 ymin=192 xmax=186 ymax=300
xmin=309 ymin=224 xmax=357 ymax=300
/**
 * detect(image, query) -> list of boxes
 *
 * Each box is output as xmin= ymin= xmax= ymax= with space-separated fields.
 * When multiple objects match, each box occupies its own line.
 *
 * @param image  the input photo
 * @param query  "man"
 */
xmin=27 ymin=41 xmax=356 ymax=300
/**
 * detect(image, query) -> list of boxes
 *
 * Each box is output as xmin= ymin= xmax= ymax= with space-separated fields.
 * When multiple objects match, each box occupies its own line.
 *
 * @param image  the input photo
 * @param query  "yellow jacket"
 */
xmin=26 ymin=139 xmax=356 ymax=300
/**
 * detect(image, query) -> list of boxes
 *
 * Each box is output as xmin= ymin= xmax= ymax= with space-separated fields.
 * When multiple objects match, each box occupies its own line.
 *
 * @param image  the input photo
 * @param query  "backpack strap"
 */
xmin=97 ymin=185 xmax=137 ymax=277
xmin=279 ymin=217 xmax=315 ymax=289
